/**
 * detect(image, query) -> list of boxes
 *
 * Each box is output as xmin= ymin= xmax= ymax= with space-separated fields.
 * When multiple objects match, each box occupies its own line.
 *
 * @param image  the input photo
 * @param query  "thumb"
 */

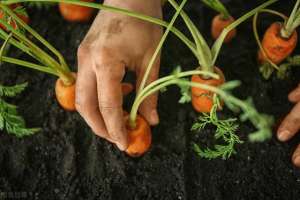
xmin=136 ymin=55 xmax=160 ymax=125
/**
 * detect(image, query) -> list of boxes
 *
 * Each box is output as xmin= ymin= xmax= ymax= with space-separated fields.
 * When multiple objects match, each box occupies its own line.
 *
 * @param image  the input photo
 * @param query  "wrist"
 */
xmin=104 ymin=0 xmax=162 ymax=17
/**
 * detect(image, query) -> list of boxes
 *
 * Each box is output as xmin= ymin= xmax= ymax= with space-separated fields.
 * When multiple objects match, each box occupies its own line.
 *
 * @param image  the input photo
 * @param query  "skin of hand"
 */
xmin=277 ymin=84 xmax=300 ymax=167
xmin=76 ymin=0 xmax=162 ymax=150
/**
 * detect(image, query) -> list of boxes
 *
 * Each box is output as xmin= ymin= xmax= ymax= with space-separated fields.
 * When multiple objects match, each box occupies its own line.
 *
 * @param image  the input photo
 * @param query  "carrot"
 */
xmin=211 ymin=14 xmax=236 ymax=43
xmin=125 ymin=114 xmax=152 ymax=157
xmin=55 ymin=75 xmax=133 ymax=111
xmin=59 ymin=0 xmax=95 ymax=22
xmin=191 ymin=67 xmax=225 ymax=113
xmin=122 ymin=82 xmax=134 ymax=96
xmin=0 ymin=5 xmax=29 ymax=30
xmin=55 ymin=73 xmax=77 ymax=111
xmin=258 ymin=22 xmax=298 ymax=64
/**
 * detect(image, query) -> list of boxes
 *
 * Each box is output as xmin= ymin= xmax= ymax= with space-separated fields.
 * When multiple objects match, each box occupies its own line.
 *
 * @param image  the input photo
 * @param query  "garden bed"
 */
xmin=0 ymin=0 xmax=300 ymax=199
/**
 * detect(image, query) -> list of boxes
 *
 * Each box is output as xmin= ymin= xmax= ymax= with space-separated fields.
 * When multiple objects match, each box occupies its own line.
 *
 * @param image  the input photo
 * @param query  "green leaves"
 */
xmin=0 ymin=82 xmax=39 ymax=137
xmin=0 ymin=4 xmax=28 ymax=33
xmin=0 ymin=82 xmax=27 ymax=97
xmin=178 ymin=78 xmax=191 ymax=104
xmin=25 ymin=2 xmax=55 ymax=9
xmin=259 ymin=55 xmax=300 ymax=80
xmin=283 ymin=0 xmax=300 ymax=37
xmin=191 ymin=101 xmax=243 ymax=159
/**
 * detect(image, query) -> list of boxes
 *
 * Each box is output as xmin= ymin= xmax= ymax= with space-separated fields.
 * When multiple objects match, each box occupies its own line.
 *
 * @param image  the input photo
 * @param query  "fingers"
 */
xmin=277 ymin=102 xmax=300 ymax=142
xmin=136 ymin=54 xmax=160 ymax=125
xmin=289 ymin=84 xmax=300 ymax=103
xmin=95 ymin=58 xmax=128 ymax=151
xmin=76 ymin=45 xmax=111 ymax=141
xmin=292 ymin=144 xmax=300 ymax=167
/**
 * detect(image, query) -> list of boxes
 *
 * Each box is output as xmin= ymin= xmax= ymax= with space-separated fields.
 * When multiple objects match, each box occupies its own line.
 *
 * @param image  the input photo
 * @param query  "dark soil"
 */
xmin=1 ymin=0 xmax=300 ymax=199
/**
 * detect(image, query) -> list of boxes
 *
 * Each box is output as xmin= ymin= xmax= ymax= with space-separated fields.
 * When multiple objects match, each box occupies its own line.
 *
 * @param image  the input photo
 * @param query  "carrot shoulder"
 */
xmin=258 ymin=22 xmax=298 ymax=64
xmin=125 ymin=115 xmax=152 ymax=157
xmin=55 ymin=73 xmax=77 ymax=111
xmin=191 ymin=67 xmax=225 ymax=113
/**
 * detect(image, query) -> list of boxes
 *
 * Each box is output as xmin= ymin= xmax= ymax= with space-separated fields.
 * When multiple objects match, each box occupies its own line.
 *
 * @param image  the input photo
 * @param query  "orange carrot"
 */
xmin=258 ymin=22 xmax=298 ymax=64
xmin=122 ymin=82 xmax=134 ymax=96
xmin=191 ymin=67 xmax=225 ymax=113
xmin=55 ymin=73 xmax=77 ymax=111
xmin=59 ymin=0 xmax=95 ymax=22
xmin=0 ymin=5 xmax=29 ymax=30
xmin=211 ymin=14 xmax=236 ymax=43
xmin=125 ymin=114 xmax=152 ymax=157
xmin=55 ymin=74 xmax=133 ymax=111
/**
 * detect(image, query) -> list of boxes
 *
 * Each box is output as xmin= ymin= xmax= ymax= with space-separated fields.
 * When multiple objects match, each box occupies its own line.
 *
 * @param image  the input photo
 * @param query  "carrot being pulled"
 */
xmin=201 ymin=0 xmax=236 ymax=43
xmin=124 ymin=114 xmax=152 ymax=157
xmin=256 ymin=0 xmax=300 ymax=67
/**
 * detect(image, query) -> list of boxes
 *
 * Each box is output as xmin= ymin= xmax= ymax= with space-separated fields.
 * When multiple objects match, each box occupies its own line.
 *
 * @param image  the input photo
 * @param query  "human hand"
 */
xmin=277 ymin=84 xmax=300 ymax=166
xmin=76 ymin=0 xmax=162 ymax=150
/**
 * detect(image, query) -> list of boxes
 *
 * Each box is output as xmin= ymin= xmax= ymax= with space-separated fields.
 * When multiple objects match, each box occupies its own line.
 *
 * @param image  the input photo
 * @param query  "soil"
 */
xmin=1 ymin=0 xmax=300 ymax=199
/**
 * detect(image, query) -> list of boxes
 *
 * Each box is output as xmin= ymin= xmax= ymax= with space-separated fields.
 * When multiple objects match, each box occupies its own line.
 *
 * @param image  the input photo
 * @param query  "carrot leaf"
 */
xmin=178 ymin=78 xmax=191 ymax=104
xmin=0 ymin=82 xmax=40 ymax=137
xmin=191 ymin=100 xmax=242 ymax=159
xmin=25 ymin=1 xmax=55 ymax=9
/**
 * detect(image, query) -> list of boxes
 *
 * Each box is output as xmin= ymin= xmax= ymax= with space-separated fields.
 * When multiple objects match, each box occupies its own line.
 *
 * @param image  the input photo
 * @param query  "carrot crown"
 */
xmin=281 ymin=0 xmax=300 ymax=38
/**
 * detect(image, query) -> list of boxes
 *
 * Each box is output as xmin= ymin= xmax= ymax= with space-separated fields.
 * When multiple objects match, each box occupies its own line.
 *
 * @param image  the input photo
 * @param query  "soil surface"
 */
xmin=1 ymin=0 xmax=300 ymax=199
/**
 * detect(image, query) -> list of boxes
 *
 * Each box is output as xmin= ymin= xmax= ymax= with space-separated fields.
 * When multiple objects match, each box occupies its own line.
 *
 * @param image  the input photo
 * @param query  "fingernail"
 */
xmin=277 ymin=130 xmax=290 ymax=141
xmin=150 ymin=110 xmax=159 ymax=125
xmin=116 ymin=142 xmax=127 ymax=151
xmin=293 ymin=156 xmax=300 ymax=167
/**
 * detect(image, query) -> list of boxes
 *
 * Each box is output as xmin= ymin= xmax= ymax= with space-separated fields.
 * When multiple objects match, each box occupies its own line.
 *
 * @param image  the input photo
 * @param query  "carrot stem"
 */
xmin=131 ymin=0 xmax=187 ymax=128
xmin=0 ymin=5 xmax=70 ymax=73
xmin=282 ymin=0 xmax=300 ymax=38
xmin=1 ymin=56 xmax=58 ymax=75
xmin=252 ymin=11 xmax=279 ymax=71
xmin=0 ymin=5 xmax=75 ymax=85
xmin=0 ymin=28 xmax=35 ymax=58
xmin=129 ymin=70 xmax=218 ymax=128
xmin=169 ymin=0 xmax=213 ymax=72
xmin=137 ymin=0 xmax=187 ymax=94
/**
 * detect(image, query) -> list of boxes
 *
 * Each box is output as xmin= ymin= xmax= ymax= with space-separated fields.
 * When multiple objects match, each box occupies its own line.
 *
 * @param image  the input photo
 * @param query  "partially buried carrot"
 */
xmin=0 ymin=4 xmax=29 ymax=30
xmin=258 ymin=22 xmax=298 ymax=64
xmin=59 ymin=0 xmax=95 ymax=22
xmin=211 ymin=14 xmax=236 ymax=43
xmin=124 ymin=114 xmax=152 ymax=157
xmin=191 ymin=67 xmax=225 ymax=113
